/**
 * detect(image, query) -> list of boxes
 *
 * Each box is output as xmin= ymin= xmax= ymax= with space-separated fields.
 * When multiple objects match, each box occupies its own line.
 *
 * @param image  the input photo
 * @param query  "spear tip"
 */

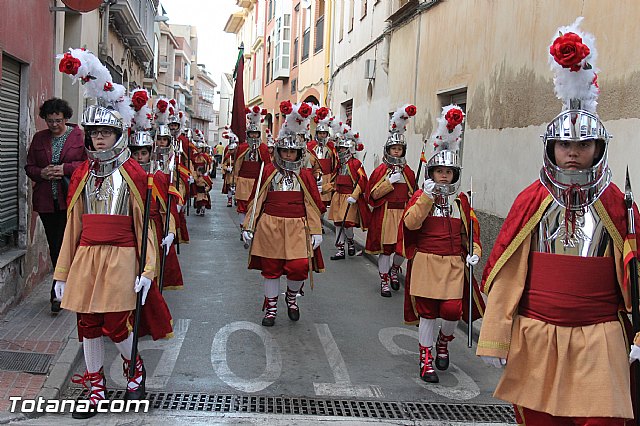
xmin=625 ymin=166 xmax=633 ymax=207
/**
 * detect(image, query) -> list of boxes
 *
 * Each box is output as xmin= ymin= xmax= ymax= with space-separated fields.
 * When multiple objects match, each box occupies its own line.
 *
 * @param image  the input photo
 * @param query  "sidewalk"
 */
xmin=0 ymin=275 xmax=81 ymax=421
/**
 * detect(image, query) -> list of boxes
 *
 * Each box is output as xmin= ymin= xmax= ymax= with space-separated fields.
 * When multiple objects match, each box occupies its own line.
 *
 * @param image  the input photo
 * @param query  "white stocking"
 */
xmin=238 ymin=212 xmax=246 ymax=226
xmin=392 ymin=254 xmax=405 ymax=268
xmin=419 ymin=317 xmax=436 ymax=347
xmin=344 ymin=227 xmax=354 ymax=239
xmin=83 ymin=337 xmax=104 ymax=373
xmin=378 ymin=254 xmax=391 ymax=274
xmin=286 ymin=279 xmax=303 ymax=293
xmin=264 ymin=278 xmax=280 ymax=298
xmin=440 ymin=320 xmax=457 ymax=337
xmin=114 ymin=333 xmax=134 ymax=361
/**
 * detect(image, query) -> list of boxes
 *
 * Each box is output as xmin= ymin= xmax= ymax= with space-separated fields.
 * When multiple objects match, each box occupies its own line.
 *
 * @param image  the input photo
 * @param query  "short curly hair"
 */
xmin=39 ymin=98 xmax=73 ymax=120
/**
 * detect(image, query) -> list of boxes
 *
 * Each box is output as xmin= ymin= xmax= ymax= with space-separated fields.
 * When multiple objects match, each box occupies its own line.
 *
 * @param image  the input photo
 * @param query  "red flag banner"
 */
xmin=230 ymin=46 xmax=247 ymax=143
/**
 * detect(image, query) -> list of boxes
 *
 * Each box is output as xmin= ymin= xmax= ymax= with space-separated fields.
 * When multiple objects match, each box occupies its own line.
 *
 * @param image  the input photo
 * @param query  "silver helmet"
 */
xmin=426 ymin=150 xmax=461 ymax=199
xmin=167 ymin=114 xmax=181 ymax=137
xmin=315 ymin=123 xmax=330 ymax=145
xmin=82 ymin=105 xmax=129 ymax=169
xmin=274 ymin=128 xmax=305 ymax=172
xmin=156 ymin=124 xmax=171 ymax=138
xmin=129 ymin=131 xmax=154 ymax=147
xmin=246 ymin=123 xmax=262 ymax=147
xmin=383 ymin=131 xmax=407 ymax=167
xmin=540 ymin=104 xmax=611 ymax=210
xmin=334 ymin=133 xmax=356 ymax=164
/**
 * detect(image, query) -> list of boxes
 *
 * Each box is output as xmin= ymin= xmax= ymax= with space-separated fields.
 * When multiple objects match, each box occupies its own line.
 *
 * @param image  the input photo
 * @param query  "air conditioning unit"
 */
xmin=364 ymin=59 xmax=376 ymax=80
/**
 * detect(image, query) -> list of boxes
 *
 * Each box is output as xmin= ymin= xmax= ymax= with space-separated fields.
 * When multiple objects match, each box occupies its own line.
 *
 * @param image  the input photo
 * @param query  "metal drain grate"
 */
xmin=406 ymin=401 xmax=515 ymax=423
xmin=0 ymin=350 xmax=53 ymax=374
xmin=63 ymin=387 xmax=515 ymax=423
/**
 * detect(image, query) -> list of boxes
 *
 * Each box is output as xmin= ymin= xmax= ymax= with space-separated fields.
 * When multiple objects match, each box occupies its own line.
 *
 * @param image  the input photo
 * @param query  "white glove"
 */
xmin=176 ymin=204 xmax=183 ymax=213
xmin=466 ymin=254 xmax=480 ymax=266
xmin=481 ymin=356 xmax=506 ymax=368
xmin=161 ymin=232 xmax=175 ymax=255
xmin=242 ymin=230 xmax=253 ymax=245
xmin=134 ymin=276 xmax=152 ymax=305
xmin=226 ymin=166 xmax=233 ymax=172
xmin=311 ymin=234 xmax=323 ymax=250
xmin=422 ymin=178 xmax=436 ymax=197
xmin=188 ymin=176 xmax=195 ymax=184
xmin=388 ymin=172 xmax=404 ymax=184
xmin=54 ymin=280 xmax=65 ymax=301
xmin=346 ymin=196 xmax=357 ymax=204
xmin=204 ymin=172 xmax=209 ymax=177
xmin=630 ymin=344 xmax=640 ymax=364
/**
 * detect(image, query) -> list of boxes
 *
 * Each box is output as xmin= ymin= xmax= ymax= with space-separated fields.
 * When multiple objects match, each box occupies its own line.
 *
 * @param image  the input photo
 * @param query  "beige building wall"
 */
xmin=332 ymin=0 xmax=640 ymax=218
xmin=295 ymin=0 xmax=327 ymax=105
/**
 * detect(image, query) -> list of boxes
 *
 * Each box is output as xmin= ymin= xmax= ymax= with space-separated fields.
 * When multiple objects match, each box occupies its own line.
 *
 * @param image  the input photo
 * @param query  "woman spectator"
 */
xmin=25 ymin=98 xmax=86 ymax=313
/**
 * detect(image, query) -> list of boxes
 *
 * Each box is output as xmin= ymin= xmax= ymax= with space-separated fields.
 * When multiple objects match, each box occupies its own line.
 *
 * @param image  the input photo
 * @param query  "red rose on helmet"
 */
xmin=356 ymin=143 xmax=364 ymax=151
xmin=445 ymin=108 xmax=464 ymax=132
xmin=169 ymin=99 xmax=177 ymax=106
xmin=131 ymin=91 xmax=149 ymax=111
xmin=405 ymin=105 xmax=417 ymax=117
xmin=316 ymin=107 xmax=329 ymax=120
xmin=298 ymin=103 xmax=312 ymax=118
xmin=252 ymin=105 xmax=261 ymax=113
xmin=279 ymin=100 xmax=293 ymax=115
xmin=157 ymin=99 xmax=168 ymax=113
xmin=59 ymin=52 xmax=81 ymax=76
xmin=169 ymin=106 xmax=175 ymax=116
xmin=550 ymin=32 xmax=590 ymax=72
xmin=103 ymin=82 xmax=114 ymax=92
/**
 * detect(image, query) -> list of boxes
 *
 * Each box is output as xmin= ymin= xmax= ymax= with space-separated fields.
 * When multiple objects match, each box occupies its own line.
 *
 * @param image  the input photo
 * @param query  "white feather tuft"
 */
xmin=430 ymin=104 xmax=464 ymax=154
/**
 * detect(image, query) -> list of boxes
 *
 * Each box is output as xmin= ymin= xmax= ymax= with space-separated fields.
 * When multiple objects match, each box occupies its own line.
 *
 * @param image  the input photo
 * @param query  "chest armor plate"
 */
xmin=431 ymin=196 xmax=460 ymax=218
xmin=83 ymin=168 xmax=131 ymax=215
xmin=270 ymin=170 xmax=301 ymax=192
xmin=531 ymin=201 xmax=610 ymax=256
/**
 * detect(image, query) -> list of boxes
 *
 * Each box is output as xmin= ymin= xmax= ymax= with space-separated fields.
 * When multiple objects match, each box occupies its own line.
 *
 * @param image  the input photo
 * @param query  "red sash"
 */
xmin=79 ymin=214 xmax=135 ymax=247
xmin=318 ymin=158 xmax=332 ymax=174
xmin=336 ymin=174 xmax=353 ymax=194
xmin=239 ymin=159 xmax=261 ymax=179
xmin=519 ymin=252 xmax=619 ymax=326
xmin=263 ymin=191 xmax=305 ymax=218
xmin=415 ymin=217 xmax=462 ymax=256
xmin=387 ymin=183 xmax=409 ymax=209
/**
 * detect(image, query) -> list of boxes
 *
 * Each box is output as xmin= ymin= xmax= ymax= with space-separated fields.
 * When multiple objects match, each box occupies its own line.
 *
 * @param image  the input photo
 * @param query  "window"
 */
xmin=339 ymin=1 xmax=344 ymax=41
xmin=291 ymin=78 xmax=297 ymax=95
xmin=348 ymin=0 xmax=355 ymax=32
xmin=302 ymin=29 xmax=310 ymax=61
xmin=272 ymin=13 xmax=291 ymax=79
xmin=268 ymin=0 xmax=273 ymax=21
xmin=293 ymin=37 xmax=298 ymax=67
xmin=0 ymin=55 xmax=21 ymax=247
xmin=341 ymin=99 xmax=353 ymax=126
xmin=315 ymin=15 xmax=324 ymax=53
xmin=361 ymin=0 xmax=367 ymax=19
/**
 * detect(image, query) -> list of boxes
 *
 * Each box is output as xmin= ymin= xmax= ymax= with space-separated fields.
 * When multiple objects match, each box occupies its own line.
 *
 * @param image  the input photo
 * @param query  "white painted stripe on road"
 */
xmin=313 ymin=323 xmax=384 ymax=398
xmin=211 ymin=321 xmax=282 ymax=393
xmin=414 ymin=362 xmax=481 ymax=400
xmin=378 ymin=327 xmax=419 ymax=355
xmin=109 ymin=318 xmax=191 ymax=389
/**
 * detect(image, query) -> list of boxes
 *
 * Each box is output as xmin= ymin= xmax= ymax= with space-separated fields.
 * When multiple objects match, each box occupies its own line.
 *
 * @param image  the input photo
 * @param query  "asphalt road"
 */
xmin=30 ymin=176 xmax=510 ymax=424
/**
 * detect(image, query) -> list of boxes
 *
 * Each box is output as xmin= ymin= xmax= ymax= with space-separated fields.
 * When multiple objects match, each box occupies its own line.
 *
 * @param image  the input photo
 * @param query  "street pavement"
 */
xmin=1 ymin=174 xmax=513 ymax=424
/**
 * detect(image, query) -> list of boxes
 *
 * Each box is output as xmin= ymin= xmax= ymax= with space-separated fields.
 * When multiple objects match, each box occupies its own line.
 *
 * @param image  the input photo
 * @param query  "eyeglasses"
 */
xmin=89 ymin=129 xmax=115 ymax=138
xmin=46 ymin=119 xmax=65 ymax=125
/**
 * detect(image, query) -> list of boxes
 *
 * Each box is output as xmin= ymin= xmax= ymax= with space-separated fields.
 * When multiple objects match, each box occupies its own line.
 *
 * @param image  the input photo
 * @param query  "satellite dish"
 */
xmin=62 ymin=0 xmax=104 ymax=13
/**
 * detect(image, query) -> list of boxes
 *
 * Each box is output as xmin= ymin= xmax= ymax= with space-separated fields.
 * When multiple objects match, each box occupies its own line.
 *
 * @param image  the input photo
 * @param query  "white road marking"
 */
xmin=109 ymin=318 xmax=191 ymax=389
xmin=378 ymin=327 xmax=419 ymax=355
xmin=313 ymin=323 xmax=384 ymax=398
xmin=211 ymin=320 xmax=282 ymax=393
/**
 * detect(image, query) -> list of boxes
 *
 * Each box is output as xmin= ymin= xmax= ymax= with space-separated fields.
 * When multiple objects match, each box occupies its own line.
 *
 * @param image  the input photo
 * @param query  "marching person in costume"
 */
xmin=327 ymin=121 xmax=369 ymax=260
xmin=242 ymin=103 xmax=325 ymax=327
xmin=53 ymin=49 xmax=172 ymax=418
xmin=307 ymin=106 xmax=338 ymax=213
xmin=265 ymin=128 xmax=276 ymax=162
xmin=477 ymin=19 xmax=639 ymax=424
xmin=131 ymin=129 xmax=184 ymax=291
xmin=193 ymin=141 xmax=213 ymax=216
xmin=397 ymin=104 xmax=483 ymax=384
xmin=365 ymin=105 xmax=417 ymax=297
xmin=234 ymin=105 xmax=270 ymax=228
xmin=221 ymin=128 xmax=239 ymax=207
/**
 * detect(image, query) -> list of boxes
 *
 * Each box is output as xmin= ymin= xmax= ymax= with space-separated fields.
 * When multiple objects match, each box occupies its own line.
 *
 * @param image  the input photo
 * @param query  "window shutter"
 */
xmin=0 ymin=56 xmax=20 ymax=237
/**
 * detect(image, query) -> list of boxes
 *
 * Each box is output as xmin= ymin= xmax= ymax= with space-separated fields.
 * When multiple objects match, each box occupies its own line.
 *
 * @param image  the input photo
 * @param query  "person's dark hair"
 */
xmin=39 ymin=98 xmax=73 ymax=120
xmin=83 ymin=126 xmax=123 ymax=150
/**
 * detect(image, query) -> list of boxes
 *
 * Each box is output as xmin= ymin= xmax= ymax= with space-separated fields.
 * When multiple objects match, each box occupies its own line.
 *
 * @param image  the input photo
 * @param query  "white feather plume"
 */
xmin=548 ymin=17 xmax=599 ymax=113
xmin=154 ymin=97 xmax=171 ymax=125
xmin=389 ymin=104 xmax=416 ymax=134
xmin=430 ymin=104 xmax=464 ymax=153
